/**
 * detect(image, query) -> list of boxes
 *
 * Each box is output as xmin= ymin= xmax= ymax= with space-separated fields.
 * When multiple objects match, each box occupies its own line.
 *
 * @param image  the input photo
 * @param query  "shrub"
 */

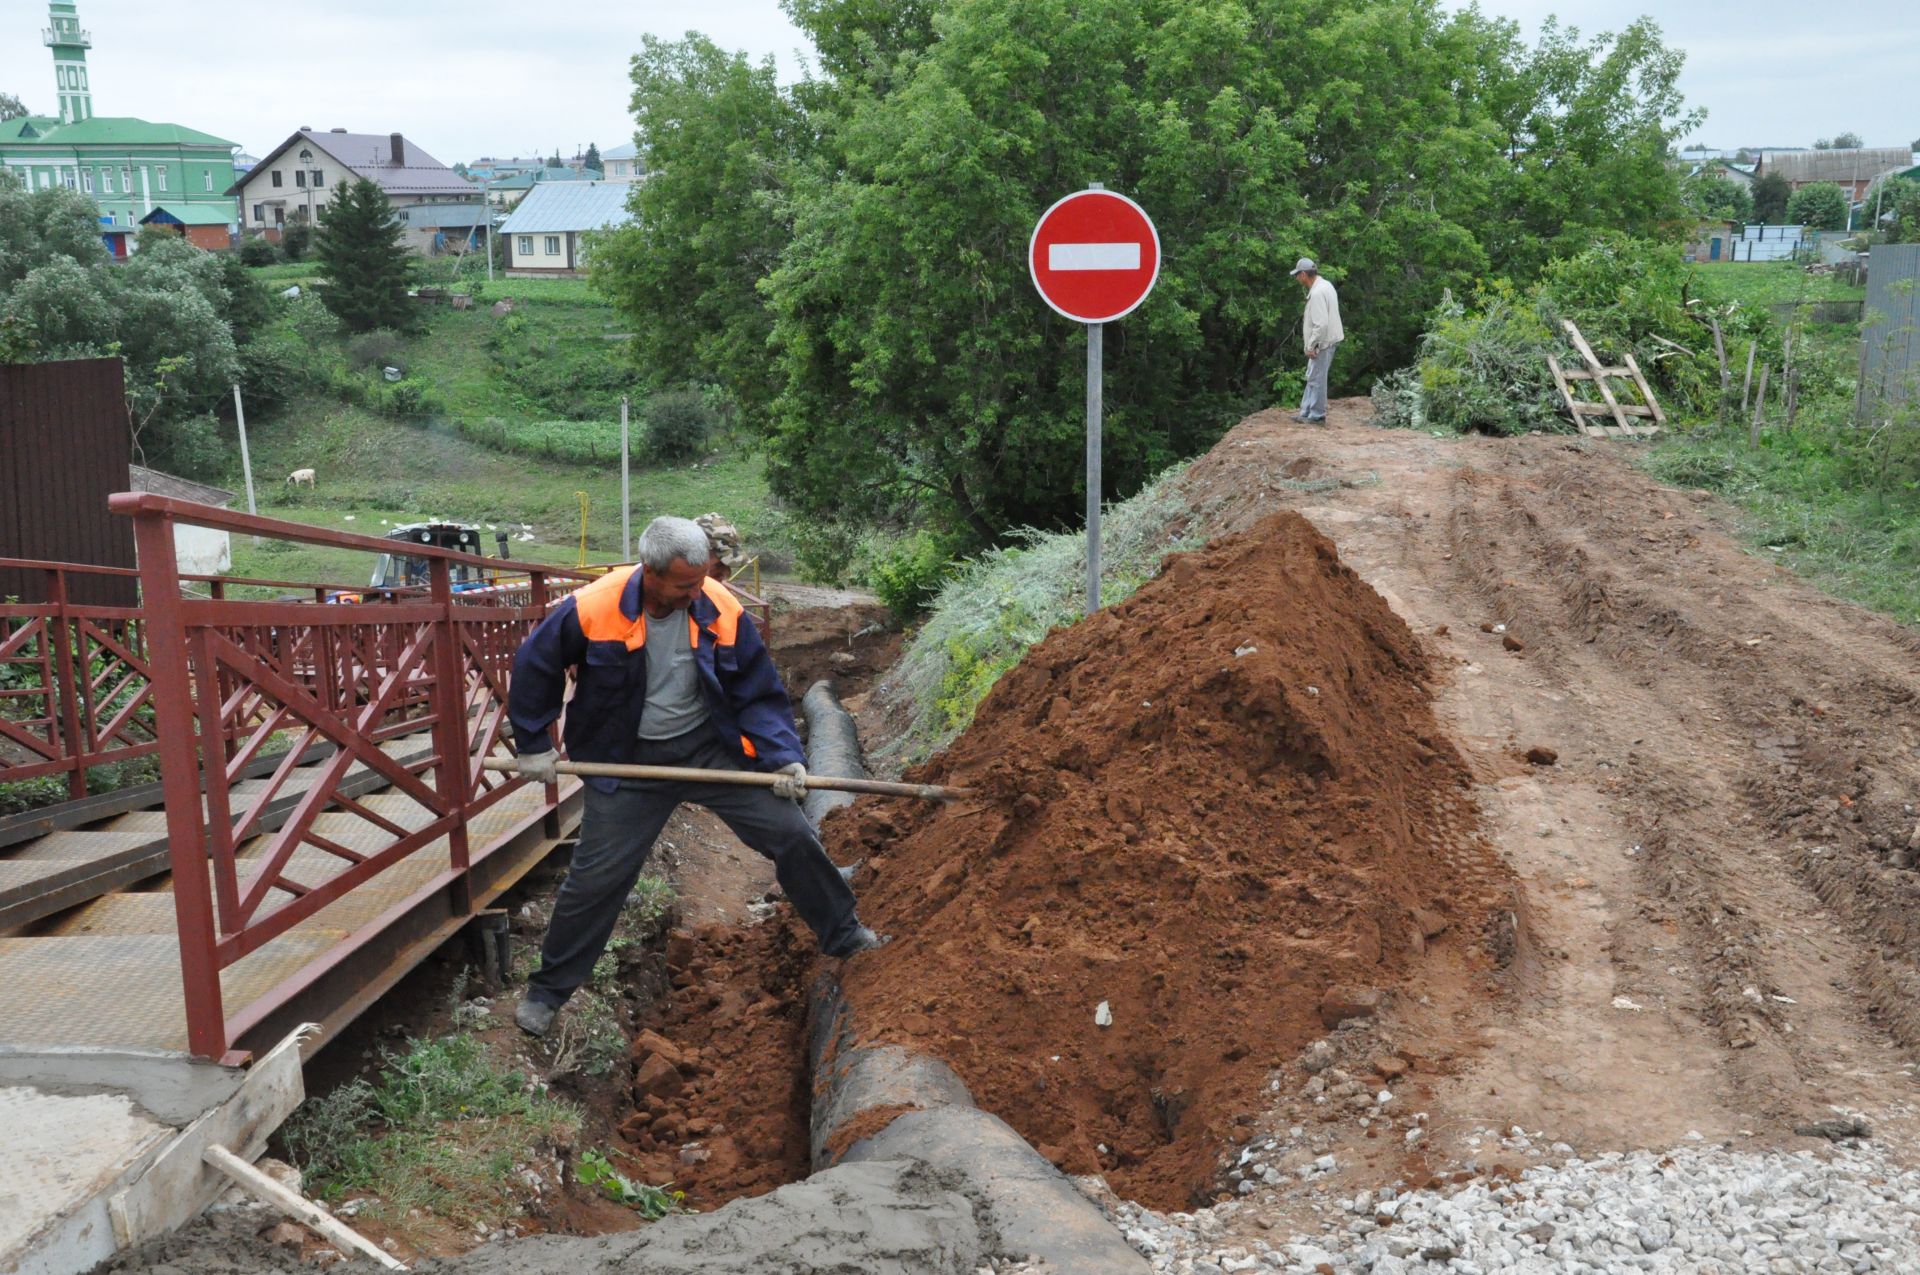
xmin=643 ymin=387 xmax=719 ymax=461
xmin=346 ymin=329 xmax=409 ymax=374
xmin=238 ymin=235 xmax=280 ymax=267
xmin=1786 ymin=182 xmax=1849 ymax=232
xmin=1411 ymin=287 xmax=1563 ymax=436
xmin=374 ymin=377 xmax=441 ymax=419
xmin=870 ymin=530 xmax=959 ymax=622
xmin=237 ymin=328 xmax=319 ymax=414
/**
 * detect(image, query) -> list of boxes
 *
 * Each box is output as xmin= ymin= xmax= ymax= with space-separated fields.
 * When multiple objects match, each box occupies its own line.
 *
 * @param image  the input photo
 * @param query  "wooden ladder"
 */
xmin=1547 ymin=320 xmax=1666 ymax=438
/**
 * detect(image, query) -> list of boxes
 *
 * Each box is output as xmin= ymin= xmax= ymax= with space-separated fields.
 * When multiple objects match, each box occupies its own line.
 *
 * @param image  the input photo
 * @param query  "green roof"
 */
xmin=2 ymin=115 xmax=237 ymax=150
xmin=141 ymin=203 xmax=234 ymax=226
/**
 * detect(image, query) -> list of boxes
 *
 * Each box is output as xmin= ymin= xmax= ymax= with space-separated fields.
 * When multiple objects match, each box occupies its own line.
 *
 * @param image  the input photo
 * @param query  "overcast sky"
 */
xmin=2 ymin=1 xmax=1914 ymax=164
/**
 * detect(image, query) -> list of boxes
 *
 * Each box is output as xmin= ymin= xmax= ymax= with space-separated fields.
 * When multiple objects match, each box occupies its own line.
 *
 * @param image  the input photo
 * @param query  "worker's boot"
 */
xmin=514 ymin=996 xmax=558 ymax=1037
xmin=831 ymin=925 xmax=891 ymax=958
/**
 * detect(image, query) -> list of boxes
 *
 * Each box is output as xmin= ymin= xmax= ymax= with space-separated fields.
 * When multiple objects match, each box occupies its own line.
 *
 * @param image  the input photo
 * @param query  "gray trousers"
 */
xmin=1301 ymin=344 xmax=1336 ymax=419
xmin=526 ymin=723 xmax=863 ymax=1007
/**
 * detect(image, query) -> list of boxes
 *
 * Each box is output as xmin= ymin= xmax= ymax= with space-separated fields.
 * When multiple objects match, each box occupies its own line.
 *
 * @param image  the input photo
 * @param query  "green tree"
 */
xmin=1814 ymin=132 xmax=1863 ymax=150
xmin=0 ymin=182 xmax=106 ymax=286
xmin=583 ymin=142 xmax=601 ymax=172
xmin=591 ymin=34 xmax=806 ymax=417
xmin=313 ymin=177 xmax=419 ymax=334
xmin=1787 ymin=180 xmax=1848 ymax=230
xmin=597 ymin=0 xmax=1702 ymax=554
xmin=0 ymin=207 xmax=240 ymax=475
xmin=0 ymin=91 xmax=28 ymax=122
xmin=1752 ymin=170 xmax=1791 ymax=223
xmin=1684 ymin=170 xmax=1753 ymax=221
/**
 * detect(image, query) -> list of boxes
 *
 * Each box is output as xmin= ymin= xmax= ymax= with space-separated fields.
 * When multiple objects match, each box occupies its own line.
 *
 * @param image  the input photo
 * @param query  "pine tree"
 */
xmin=583 ymin=142 xmax=601 ymax=173
xmin=314 ymin=178 xmax=418 ymax=334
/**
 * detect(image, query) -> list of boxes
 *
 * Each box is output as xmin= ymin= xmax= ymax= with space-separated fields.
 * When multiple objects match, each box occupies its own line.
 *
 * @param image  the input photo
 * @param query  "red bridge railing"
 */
xmin=108 ymin=495 xmax=601 ymax=1061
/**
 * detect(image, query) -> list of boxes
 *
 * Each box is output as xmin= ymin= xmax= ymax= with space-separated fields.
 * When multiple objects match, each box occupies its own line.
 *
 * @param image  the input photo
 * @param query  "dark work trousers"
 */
xmin=525 ymin=723 xmax=862 ymax=1008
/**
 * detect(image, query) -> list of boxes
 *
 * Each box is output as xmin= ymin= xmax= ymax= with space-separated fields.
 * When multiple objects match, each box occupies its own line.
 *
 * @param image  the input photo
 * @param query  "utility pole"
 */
xmin=620 ymin=396 xmax=632 ymax=560
xmin=232 ymin=383 xmax=259 ymax=547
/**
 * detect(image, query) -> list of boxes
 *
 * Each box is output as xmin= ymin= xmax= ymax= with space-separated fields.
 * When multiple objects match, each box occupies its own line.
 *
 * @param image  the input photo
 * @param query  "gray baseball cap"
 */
xmin=1292 ymin=257 xmax=1317 ymax=275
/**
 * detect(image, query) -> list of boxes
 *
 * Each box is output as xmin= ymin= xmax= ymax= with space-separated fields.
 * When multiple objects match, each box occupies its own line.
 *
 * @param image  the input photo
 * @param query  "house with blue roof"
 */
xmin=497 ymin=181 xmax=634 ymax=277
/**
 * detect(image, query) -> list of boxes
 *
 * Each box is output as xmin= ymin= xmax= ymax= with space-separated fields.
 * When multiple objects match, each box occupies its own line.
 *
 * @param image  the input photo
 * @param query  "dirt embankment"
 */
xmin=827 ymin=511 xmax=1513 ymax=1209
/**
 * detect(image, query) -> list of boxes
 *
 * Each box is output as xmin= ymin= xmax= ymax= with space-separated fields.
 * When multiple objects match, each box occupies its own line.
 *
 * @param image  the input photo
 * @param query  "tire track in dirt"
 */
xmin=1171 ymin=406 xmax=1920 ymax=1160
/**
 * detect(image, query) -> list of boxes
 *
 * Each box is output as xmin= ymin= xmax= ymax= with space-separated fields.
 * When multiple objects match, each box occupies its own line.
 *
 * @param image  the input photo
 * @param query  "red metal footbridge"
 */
xmin=0 ymin=496 xmax=763 ymax=1065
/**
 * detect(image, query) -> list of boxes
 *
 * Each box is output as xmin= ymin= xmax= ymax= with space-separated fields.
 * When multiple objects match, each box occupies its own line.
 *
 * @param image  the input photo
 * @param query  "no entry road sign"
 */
xmin=1028 ymin=189 xmax=1161 ymax=324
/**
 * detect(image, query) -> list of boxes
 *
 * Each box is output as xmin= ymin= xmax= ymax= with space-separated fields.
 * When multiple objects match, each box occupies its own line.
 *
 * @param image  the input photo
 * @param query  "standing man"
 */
xmin=507 ymin=516 xmax=883 ymax=1037
xmin=1292 ymin=258 xmax=1344 ymax=424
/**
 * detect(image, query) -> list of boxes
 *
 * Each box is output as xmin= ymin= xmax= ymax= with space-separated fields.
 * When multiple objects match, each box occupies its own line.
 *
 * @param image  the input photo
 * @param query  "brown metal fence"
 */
xmin=0 ymin=359 xmax=137 ymax=607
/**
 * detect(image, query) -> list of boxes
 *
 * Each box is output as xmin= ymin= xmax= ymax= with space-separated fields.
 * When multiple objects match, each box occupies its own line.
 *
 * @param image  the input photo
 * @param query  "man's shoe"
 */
xmin=830 ymin=925 xmax=891 ymax=958
xmin=515 ymin=997 xmax=558 ymax=1037
xmin=1290 ymin=411 xmax=1311 ymax=423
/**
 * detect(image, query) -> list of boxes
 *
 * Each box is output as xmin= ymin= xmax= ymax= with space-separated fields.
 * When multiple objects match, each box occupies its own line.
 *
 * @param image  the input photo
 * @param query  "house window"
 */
xmin=203 ymin=171 xmax=213 ymax=191
xmin=253 ymin=204 xmax=264 ymax=223
xmin=294 ymin=170 xmax=305 ymax=188
xmin=156 ymin=166 xmax=168 ymax=191
xmin=545 ymin=235 xmax=561 ymax=256
xmin=81 ymin=168 xmax=92 ymax=193
xmin=121 ymin=166 xmax=130 ymax=189
xmin=61 ymin=170 xmax=75 ymax=189
xmin=517 ymin=235 xmax=532 ymax=256
xmin=312 ymin=168 xmax=323 ymax=186
xmin=271 ymin=170 xmax=282 ymax=188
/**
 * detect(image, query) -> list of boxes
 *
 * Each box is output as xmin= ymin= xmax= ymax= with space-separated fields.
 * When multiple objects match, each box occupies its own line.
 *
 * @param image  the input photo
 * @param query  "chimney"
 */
xmin=389 ymin=132 xmax=405 ymax=166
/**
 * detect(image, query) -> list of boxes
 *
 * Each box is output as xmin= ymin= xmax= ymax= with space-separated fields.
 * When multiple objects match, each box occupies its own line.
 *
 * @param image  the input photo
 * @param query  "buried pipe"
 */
xmin=800 ymin=681 xmax=1150 ymax=1275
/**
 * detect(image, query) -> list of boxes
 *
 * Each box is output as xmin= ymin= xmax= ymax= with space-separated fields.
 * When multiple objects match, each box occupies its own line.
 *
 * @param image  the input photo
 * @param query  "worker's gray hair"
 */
xmin=638 ymin=516 xmax=711 ymax=572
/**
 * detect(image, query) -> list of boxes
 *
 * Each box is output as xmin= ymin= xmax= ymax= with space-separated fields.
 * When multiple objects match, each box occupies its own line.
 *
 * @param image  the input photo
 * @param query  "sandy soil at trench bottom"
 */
xmin=1135 ymin=401 xmax=1920 ymax=1234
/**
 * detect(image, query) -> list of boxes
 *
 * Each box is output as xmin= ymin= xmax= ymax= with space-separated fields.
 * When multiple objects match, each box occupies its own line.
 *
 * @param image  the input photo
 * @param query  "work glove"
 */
xmin=772 ymin=762 xmax=808 ymax=801
xmin=517 ymin=749 xmax=561 ymax=785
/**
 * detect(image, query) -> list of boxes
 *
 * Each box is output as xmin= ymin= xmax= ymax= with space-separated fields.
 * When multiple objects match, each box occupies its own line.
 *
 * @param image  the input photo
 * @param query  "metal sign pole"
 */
xmin=1085 ymin=321 xmax=1103 ymax=613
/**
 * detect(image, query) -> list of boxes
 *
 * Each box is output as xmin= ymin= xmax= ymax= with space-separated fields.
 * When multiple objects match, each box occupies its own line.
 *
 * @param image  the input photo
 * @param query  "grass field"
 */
xmin=230 ymin=404 xmax=774 ymax=586
xmin=1642 ymin=261 xmax=1920 ymax=623
xmin=220 ymin=264 xmax=773 ymax=590
xmin=1691 ymin=260 xmax=1865 ymax=307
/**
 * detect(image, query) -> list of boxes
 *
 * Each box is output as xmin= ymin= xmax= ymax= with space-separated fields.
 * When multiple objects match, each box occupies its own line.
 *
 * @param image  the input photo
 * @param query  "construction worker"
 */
xmin=1291 ymin=257 xmax=1344 ymax=424
xmin=506 ymin=515 xmax=883 ymax=1037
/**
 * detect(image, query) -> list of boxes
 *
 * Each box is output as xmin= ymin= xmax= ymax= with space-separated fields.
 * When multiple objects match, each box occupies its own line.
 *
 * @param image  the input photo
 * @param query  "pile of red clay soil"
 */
xmin=614 ymin=919 xmax=815 ymax=1206
xmin=828 ymin=511 xmax=1513 ymax=1209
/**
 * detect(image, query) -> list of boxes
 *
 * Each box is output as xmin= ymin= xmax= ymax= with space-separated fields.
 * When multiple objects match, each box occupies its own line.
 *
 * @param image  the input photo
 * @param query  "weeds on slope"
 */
xmin=884 ymin=462 xmax=1201 ymax=762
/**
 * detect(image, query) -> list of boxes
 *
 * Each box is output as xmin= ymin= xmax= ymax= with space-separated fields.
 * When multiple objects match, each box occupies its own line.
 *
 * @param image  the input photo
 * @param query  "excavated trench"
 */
xmin=615 ymin=512 xmax=1516 ymax=1229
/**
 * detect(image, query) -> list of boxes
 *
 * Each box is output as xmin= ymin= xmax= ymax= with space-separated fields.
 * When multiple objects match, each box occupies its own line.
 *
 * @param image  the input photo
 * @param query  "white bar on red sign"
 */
xmin=1049 ymin=242 xmax=1141 ymax=272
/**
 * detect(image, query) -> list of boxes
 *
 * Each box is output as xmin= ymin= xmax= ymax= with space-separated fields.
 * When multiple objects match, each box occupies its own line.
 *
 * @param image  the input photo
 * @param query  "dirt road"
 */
xmin=1177 ymin=402 xmax=1920 ymax=1173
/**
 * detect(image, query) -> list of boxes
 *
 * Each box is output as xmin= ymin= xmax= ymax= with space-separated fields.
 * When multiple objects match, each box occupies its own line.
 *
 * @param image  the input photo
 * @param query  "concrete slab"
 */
xmin=0 ymin=1082 xmax=171 ymax=1275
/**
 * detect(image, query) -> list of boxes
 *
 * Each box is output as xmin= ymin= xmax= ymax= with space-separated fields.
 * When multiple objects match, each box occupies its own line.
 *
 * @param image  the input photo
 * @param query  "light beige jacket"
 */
xmin=1303 ymin=276 xmax=1344 ymax=354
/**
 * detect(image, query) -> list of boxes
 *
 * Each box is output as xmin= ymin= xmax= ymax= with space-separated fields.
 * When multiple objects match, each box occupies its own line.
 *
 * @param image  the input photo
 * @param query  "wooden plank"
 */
xmin=1622 ymin=353 xmax=1667 ymax=425
xmin=1562 ymin=321 xmax=1632 ymax=434
xmin=1569 ymin=401 xmax=1657 ymax=418
xmin=107 ymin=1024 xmax=314 ymax=1250
xmin=203 ymin=1144 xmax=406 ymax=1269
xmin=1560 ymin=366 xmax=1631 ymax=381
xmin=1546 ymin=354 xmax=1590 ymax=431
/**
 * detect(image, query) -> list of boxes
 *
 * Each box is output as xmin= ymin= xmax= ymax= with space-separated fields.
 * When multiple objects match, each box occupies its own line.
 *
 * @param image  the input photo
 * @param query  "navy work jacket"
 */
xmin=508 ymin=566 xmax=803 ymax=793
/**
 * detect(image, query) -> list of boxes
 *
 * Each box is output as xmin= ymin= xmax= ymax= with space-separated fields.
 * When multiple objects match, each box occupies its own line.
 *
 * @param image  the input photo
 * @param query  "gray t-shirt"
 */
xmin=637 ymin=609 xmax=710 ymax=740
